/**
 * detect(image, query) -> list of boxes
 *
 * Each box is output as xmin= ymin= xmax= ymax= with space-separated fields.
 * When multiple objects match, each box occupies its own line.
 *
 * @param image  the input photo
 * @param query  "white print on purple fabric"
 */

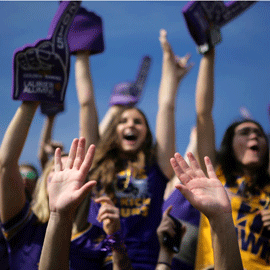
xmin=12 ymin=1 xmax=81 ymax=102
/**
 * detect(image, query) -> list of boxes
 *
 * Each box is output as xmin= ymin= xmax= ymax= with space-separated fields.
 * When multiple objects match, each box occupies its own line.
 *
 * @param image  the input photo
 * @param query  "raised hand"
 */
xmin=170 ymin=152 xmax=231 ymax=220
xmin=47 ymin=138 xmax=96 ymax=217
xmin=95 ymin=197 xmax=121 ymax=235
xmin=159 ymin=29 xmax=193 ymax=83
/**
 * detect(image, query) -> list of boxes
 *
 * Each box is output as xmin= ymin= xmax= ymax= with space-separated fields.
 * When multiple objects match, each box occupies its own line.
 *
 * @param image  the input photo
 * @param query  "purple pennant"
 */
xmin=109 ymin=56 xmax=152 ymax=107
xmin=12 ymin=1 xmax=81 ymax=102
xmin=182 ymin=1 xmax=256 ymax=54
xmin=68 ymin=7 xmax=104 ymax=55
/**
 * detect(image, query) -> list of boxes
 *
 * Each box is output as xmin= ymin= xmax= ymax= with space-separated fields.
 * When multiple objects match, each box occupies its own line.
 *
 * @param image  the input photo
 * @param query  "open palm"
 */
xmin=170 ymin=152 xmax=231 ymax=220
xmin=47 ymin=138 xmax=96 ymax=216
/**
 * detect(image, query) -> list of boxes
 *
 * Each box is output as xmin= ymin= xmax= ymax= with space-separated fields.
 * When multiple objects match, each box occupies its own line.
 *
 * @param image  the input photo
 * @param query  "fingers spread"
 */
xmin=174 ymin=153 xmax=195 ymax=184
xmin=187 ymin=152 xmax=205 ymax=178
xmin=65 ymin=138 xmax=79 ymax=169
xmin=80 ymin=144 xmax=96 ymax=176
xmin=73 ymin=137 xmax=86 ymax=170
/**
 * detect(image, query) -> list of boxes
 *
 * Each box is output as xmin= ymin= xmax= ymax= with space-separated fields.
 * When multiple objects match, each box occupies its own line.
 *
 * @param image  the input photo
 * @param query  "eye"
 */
xmin=119 ymin=117 xmax=127 ymax=124
xmin=134 ymin=118 xmax=143 ymax=124
xmin=238 ymin=128 xmax=250 ymax=136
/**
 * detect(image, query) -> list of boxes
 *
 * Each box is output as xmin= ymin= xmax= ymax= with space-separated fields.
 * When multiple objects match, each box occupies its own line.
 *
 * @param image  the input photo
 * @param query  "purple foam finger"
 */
xmin=109 ymin=81 xmax=135 ymax=107
xmin=12 ymin=1 xmax=81 ymax=102
xmin=109 ymin=56 xmax=152 ymax=107
xmin=182 ymin=1 xmax=256 ymax=54
xmin=68 ymin=7 xmax=104 ymax=55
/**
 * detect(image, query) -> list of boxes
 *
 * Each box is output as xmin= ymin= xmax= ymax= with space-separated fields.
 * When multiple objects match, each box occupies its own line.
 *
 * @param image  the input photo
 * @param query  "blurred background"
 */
xmin=0 ymin=1 xmax=269 ymax=173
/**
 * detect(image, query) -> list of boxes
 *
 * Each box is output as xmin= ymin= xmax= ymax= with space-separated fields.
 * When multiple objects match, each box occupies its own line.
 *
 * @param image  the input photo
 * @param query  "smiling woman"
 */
xmin=195 ymin=48 xmax=270 ymax=270
xmin=77 ymin=29 xmax=193 ymax=269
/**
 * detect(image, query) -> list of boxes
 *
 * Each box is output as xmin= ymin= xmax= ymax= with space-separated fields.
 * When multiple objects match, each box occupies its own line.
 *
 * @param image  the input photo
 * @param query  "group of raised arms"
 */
xmin=1 ymin=6 xmax=270 ymax=270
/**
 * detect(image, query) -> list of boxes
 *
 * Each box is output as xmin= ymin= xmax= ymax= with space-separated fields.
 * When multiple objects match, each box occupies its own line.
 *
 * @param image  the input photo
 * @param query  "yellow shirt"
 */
xmin=195 ymin=168 xmax=270 ymax=270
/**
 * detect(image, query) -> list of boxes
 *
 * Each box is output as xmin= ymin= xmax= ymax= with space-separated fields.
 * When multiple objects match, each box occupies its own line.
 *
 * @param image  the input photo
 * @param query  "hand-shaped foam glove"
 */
xmin=109 ymin=56 xmax=151 ymax=107
xmin=182 ymin=1 xmax=256 ymax=54
xmin=68 ymin=7 xmax=104 ymax=55
xmin=12 ymin=1 xmax=81 ymax=102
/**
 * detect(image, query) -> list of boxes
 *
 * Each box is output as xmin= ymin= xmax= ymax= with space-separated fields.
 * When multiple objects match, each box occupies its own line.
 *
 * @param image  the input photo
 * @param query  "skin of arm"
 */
xmin=39 ymin=139 xmax=97 ymax=270
xmin=95 ymin=197 xmax=133 ymax=270
xmin=195 ymin=49 xmax=216 ymax=174
xmin=155 ymin=205 xmax=186 ymax=270
xmin=170 ymin=152 xmax=243 ymax=270
xmin=99 ymin=106 xmax=123 ymax=137
xmin=164 ymin=126 xmax=198 ymax=200
xmin=156 ymin=29 xmax=193 ymax=179
xmin=0 ymin=101 xmax=39 ymax=223
xmin=38 ymin=114 xmax=57 ymax=170
xmin=75 ymin=51 xmax=99 ymax=149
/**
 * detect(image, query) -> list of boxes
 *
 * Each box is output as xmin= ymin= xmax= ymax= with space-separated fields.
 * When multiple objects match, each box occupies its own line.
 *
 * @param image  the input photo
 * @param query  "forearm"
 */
xmin=75 ymin=53 xmax=99 ymax=148
xmin=39 ymin=212 xmax=73 ymax=270
xmin=38 ymin=115 xmax=55 ymax=169
xmin=196 ymin=49 xmax=216 ymax=172
xmin=99 ymin=106 xmax=122 ymax=136
xmin=0 ymin=101 xmax=39 ymax=167
xmin=156 ymin=64 xmax=179 ymax=179
xmin=209 ymin=213 xmax=243 ymax=270
xmin=155 ymin=247 xmax=174 ymax=270
xmin=112 ymin=244 xmax=133 ymax=270
xmin=196 ymin=49 xmax=215 ymax=117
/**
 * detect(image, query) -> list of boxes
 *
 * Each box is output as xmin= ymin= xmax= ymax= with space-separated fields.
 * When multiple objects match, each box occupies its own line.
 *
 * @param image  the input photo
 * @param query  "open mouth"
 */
xmin=124 ymin=134 xmax=137 ymax=141
xmin=250 ymin=145 xmax=259 ymax=151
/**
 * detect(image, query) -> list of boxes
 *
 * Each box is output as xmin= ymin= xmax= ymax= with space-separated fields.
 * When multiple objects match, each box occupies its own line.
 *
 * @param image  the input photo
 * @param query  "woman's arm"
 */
xmin=156 ymin=29 xmax=193 ymax=179
xmin=38 ymin=115 xmax=64 ymax=170
xmin=155 ymin=205 xmax=186 ymax=270
xmin=0 ymin=101 xmax=39 ymax=223
xmin=95 ymin=197 xmax=133 ymax=270
xmin=39 ymin=139 xmax=97 ymax=270
xmin=75 ymin=52 xmax=99 ymax=149
xmin=170 ymin=152 xmax=243 ymax=270
xmin=196 ymin=49 xmax=216 ymax=174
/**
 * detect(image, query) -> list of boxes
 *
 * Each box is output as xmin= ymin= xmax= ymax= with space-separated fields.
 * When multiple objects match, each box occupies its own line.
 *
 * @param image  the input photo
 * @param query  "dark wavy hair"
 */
xmin=216 ymin=119 xmax=269 ymax=189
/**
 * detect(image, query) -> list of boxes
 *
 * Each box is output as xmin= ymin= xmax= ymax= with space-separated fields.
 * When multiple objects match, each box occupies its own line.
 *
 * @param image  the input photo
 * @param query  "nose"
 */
xmin=126 ymin=119 xmax=135 ymax=127
xmin=249 ymin=130 xmax=259 ymax=139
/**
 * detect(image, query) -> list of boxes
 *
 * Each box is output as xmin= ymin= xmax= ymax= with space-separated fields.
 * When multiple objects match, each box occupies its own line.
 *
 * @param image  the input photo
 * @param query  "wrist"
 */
xmin=49 ymin=210 xmax=75 ymax=225
xmin=158 ymin=246 xmax=174 ymax=264
xmin=209 ymin=211 xmax=234 ymax=233
xmin=103 ymin=230 xmax=126 ymax=252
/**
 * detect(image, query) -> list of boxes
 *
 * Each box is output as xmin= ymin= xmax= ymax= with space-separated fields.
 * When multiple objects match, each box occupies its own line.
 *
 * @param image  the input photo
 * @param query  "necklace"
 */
xmin=124 ymin=169 xmax=132 ymax=189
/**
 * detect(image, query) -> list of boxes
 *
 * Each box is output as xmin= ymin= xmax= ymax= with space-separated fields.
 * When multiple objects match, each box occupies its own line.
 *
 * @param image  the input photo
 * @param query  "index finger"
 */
xmin=48 ymin=1 xmax=81 ymax=52
xmin=95 ymin=196 xmax=115 ymax=206
xmin=163 ymin=205 xmax=173 ymax=217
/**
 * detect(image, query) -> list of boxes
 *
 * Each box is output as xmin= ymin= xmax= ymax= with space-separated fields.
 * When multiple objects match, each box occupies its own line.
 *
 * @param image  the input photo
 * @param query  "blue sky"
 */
xmin=0 ymin=1 xmax=269 ymax=173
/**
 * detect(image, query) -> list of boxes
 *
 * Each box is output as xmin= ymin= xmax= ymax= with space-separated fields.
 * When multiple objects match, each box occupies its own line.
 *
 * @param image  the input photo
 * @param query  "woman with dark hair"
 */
xmin=195 ymin=48 xmax=270 ymax=270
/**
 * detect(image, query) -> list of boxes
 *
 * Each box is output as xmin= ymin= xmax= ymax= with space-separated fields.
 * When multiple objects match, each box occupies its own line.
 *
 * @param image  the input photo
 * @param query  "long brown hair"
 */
xmin=90 ymin=107 xmax=155 ymax=198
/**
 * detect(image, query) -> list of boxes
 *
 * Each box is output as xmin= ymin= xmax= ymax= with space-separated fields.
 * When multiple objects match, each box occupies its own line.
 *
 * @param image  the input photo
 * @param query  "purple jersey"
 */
xmin=1 ymin=202 xmax=112 ymax=270
xmin=0 ymin=230 xmax=9 ymax=270
xmin=89 ymin=163 xmax=168 ymax=270
xmin=162 ymin=188 xmax=200 ymax=270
